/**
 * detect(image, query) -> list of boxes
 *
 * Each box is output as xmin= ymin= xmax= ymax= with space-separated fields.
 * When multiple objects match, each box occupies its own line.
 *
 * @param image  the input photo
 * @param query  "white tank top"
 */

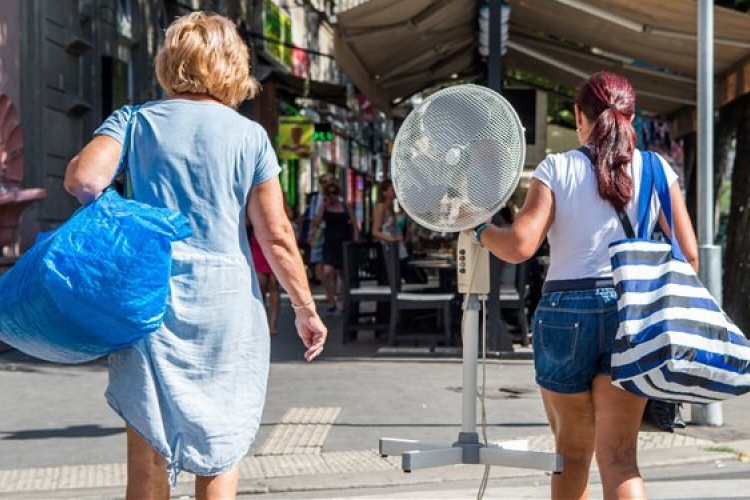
xmin=532 ymin=148 xmax=678 ymax=281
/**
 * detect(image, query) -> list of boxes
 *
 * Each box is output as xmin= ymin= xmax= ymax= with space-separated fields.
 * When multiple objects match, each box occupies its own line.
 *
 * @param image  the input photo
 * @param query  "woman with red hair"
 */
xmin=474 ymin=72 xmax=698 ymax=499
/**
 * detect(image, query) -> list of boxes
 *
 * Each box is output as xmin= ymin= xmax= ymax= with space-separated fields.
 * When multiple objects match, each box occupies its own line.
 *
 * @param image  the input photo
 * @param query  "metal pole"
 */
xmin=486 ymin=0 xmax=513 ymax=351
xmin=693 ymin=0 xmax=723 ymax=426
xmin=488 ymin=0 xmax=502 ymax=91
xmin=461 ymin=295 xmax=480 ymax=433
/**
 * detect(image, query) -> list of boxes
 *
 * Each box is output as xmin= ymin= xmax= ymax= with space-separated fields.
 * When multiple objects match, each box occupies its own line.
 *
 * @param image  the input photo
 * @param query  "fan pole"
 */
xmin=461 ymin=294 xmax=480 ymax=435
xmin=379 ymin=244 xmax=563 ymax=474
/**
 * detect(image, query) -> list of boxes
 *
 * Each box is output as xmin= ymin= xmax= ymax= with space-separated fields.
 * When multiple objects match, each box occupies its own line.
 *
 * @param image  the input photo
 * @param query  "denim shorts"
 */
xmin=531 ymin=287 xmax=619 ymax=394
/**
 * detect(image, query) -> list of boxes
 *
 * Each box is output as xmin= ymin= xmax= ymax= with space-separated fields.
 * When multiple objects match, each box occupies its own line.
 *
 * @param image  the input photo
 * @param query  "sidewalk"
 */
xmin=2 ymin=292 xmax=750 ymax=499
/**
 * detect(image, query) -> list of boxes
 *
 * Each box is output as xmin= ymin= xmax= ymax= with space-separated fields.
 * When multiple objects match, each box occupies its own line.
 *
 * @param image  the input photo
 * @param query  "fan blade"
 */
xmin=397 ymin=154 xmax=448 ymax=215
xmin=420 ymin=91 xmax=488 ymax=146
xmin=465 ymin=139 xmax=509 ymax=209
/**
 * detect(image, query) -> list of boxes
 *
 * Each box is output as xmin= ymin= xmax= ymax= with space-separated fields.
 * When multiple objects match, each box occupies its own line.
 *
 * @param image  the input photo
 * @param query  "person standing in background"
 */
xmin=301 ymin=174 xmax=334 ymax=284
xmin=64 ymin=12 xmax=326 ymax=499
xmin=249 ymin=226 xmax=281 ymax=334
xmin=371 ymin=179 xmax=410 ymax=276
xmin=309 ymin=182 xmax=359 ymax=313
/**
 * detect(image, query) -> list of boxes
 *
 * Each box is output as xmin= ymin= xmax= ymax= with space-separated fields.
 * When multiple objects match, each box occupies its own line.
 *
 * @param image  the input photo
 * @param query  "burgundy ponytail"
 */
xmin=576 ymin=72 xmax=637 ymax=210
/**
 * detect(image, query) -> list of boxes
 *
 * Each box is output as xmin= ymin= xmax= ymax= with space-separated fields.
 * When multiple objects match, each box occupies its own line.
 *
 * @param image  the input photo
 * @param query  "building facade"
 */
xmin=4 ymin=0 xmax=385 ymax=254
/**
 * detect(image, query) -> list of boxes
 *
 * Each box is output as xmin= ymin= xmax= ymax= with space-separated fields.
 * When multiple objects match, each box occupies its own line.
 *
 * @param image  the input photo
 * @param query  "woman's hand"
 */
xmin=293 ymin=306 xmax=327 ymax=362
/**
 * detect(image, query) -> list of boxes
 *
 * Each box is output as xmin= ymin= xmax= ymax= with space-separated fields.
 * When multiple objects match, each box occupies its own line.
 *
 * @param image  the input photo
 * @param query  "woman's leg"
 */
xmin=592 ymin=375 xmax=648 ymax=499
xmin=540 ymin=388 xmax=596 ymax=500
xmin=256 ymin=272 xmax=269 ymax=307
xmin=333 ymin=268 xmax=344 ymax=310
xmin=194 ymin=464 xmax=240 ymax=500
xmin=322 ymin=264 xmax=336 ymax=309
xmin=267 ymin=273 xmax=280 ymax=333
xmin=125 ymin=426 xmax=169 ymax=500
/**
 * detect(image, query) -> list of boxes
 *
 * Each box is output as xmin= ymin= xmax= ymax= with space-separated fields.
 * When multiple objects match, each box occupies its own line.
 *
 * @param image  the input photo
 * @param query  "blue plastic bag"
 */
xmin=0 ymin=188 xmax=192 ymax=363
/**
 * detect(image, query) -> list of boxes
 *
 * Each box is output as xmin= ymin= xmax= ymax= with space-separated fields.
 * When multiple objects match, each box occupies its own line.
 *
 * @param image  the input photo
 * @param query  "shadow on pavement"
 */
xmin=0 ymin=424 xmax=124 ymax=440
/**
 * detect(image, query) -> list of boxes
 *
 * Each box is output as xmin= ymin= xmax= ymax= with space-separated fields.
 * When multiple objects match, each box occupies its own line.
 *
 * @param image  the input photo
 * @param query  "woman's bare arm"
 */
xmin=248 ymin=177 xmax=326 ymax=361
xmin=64 ymin=135 xmax=121 ymax=204
xmin=479 ymin=179 xmax=555 ymax=263
xmin=658 ymin=182 xmax=699 ymax=272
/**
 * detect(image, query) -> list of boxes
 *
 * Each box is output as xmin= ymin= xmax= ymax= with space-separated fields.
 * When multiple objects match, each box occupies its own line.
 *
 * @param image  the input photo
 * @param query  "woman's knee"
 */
xmin=556 ymin=437 xmax=595 ymax=464
xmin=596 ymin=442 xmax=639 ymax=472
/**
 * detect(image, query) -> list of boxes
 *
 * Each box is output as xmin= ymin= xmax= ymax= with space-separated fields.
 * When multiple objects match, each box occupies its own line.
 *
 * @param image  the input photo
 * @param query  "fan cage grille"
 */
xmin=391 ymin=84 xmax=526 ymax=232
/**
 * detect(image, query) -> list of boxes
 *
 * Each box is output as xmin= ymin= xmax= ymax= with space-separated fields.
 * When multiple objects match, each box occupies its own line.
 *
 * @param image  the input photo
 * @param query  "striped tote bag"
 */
xmin=609 ymin=151 xmax=750 ymax=404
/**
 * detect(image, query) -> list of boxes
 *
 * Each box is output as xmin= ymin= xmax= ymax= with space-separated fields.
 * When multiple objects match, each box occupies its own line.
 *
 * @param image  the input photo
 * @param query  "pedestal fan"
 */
xmin=379 ymin=84 xmax=563 ymax=474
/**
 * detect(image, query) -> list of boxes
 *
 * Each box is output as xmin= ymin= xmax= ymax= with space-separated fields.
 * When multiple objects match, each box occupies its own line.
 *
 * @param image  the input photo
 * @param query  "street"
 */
xmin=3 ymin=304 xmax=750 ymax=499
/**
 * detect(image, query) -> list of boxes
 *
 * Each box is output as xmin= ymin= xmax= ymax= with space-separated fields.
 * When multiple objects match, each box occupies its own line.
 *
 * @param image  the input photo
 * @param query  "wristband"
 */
xmin=472 ymin=223 xmax=489 ymax=246
xmin=291 ymin=297 xmax=315 ymax=310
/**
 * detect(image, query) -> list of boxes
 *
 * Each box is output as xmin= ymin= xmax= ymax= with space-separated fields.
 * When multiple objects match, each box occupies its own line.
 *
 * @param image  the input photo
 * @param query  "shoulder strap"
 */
xmin=645 ymin=151 xmax=686 ymax=261
xmin=112 ymin=105 xmax=140 ymax=182
xmin=636 ymin=150 xmax=654 ymax=238
xmin=576 ymin=146 xmax=635 ymax=238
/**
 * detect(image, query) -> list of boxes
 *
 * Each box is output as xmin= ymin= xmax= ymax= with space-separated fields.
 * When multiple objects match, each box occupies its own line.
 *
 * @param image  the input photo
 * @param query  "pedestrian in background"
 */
xmin=301 ymin=174 xmax=334 ymax=285
xmin=64 ymin=12 xmax=326 ymax=499
xmin=371 ymin=179 xmax=411 ymax=278
xmin=249 ymin=226 xmax=281 ymax=334
xmin=472 ymin=71 xmax=698 ymax=499
xmin=308 ymin=182 xmax=359 ymax=313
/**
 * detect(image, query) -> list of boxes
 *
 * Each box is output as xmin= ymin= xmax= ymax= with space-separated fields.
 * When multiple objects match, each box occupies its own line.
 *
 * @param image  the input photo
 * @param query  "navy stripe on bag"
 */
xmin=609 ymin=151 xmax=750 ymax=404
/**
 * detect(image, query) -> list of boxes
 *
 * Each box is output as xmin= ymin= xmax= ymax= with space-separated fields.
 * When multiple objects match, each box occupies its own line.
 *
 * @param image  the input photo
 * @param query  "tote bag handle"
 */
xmin=641 ymin=151 xmax=686 ymax=262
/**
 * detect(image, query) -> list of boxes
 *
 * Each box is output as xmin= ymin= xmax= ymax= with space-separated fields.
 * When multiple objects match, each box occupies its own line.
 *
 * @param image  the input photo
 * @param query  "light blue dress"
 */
xmin=95 ymin=100 xmax=279 ymax=482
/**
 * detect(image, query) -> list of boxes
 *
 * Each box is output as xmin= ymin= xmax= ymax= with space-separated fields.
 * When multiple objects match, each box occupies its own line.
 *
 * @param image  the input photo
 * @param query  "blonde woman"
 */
xmin=64 ymin=12 xmax=326 ymax=499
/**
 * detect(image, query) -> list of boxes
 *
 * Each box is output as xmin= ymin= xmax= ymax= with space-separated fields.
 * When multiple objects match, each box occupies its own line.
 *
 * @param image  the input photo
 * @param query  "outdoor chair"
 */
xmin=383 ymin=242 xmax=454 ymax=346
xmin=341 ymin=241 xmax=391 ymax=343
xmin=498 ymin=261 xmax=529 ymax=346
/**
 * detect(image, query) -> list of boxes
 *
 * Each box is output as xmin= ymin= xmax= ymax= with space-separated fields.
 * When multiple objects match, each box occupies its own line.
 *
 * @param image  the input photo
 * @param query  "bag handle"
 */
xmin=111 ymin=105 xmax=141 ymax=184
xmin=646 ymin=151 xmax=687 ymax=262
xmin=635 ymin=150 xmax=654 ymax=238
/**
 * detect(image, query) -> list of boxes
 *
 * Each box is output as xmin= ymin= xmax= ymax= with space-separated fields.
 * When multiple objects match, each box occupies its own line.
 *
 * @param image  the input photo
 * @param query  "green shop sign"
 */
xmin=263 ymin=0 xmax=292 ymax=70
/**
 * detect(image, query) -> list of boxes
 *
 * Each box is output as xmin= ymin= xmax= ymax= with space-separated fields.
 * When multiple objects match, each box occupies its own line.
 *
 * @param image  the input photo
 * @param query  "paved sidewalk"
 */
xmin=2 ymin=293 xmax=750 ymax=499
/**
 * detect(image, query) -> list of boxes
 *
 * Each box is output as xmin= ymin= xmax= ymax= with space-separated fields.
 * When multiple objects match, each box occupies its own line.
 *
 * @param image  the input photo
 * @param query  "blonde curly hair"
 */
xmin=155 ymin=12 xmax=260 ymax=108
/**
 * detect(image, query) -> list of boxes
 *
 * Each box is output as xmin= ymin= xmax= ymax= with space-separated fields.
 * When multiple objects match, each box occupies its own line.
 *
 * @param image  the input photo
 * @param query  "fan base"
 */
xmin=379 ymin=295 xmax=562 ymax=474
xmin=379 ymin=434 xmax=563 ymax=473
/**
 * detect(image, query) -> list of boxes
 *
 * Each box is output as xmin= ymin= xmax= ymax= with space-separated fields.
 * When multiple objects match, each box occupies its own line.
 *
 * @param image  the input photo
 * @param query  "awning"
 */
xmin=334 ymin=0 xmax=481 ymax=113
xmin=333 ymin=0 xmax=750 ymax=117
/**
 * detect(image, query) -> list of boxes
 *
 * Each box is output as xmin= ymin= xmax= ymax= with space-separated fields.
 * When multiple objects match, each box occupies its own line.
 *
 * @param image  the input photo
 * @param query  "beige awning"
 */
xmin=334 ymin=0 xmax=481 ymax=113
xmin=334 ymin=0 xmax=750 ymax=117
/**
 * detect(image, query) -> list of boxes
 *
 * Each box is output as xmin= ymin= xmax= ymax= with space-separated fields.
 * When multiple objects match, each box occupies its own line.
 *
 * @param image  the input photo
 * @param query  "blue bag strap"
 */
xmin=636 ymin=150 xmax=654 ymax=238
xmin=111 ymin=105 xmax=141 ymax=184
xmin=643 ymin=151 xmax=687 ymax=262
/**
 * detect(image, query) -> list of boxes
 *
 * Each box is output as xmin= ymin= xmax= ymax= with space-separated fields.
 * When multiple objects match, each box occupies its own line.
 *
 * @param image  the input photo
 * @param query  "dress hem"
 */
xmin=105 ymin=392 xmax=248 ymax=482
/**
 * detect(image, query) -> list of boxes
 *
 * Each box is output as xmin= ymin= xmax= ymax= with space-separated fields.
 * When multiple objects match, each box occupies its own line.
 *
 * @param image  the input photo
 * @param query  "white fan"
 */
xmin=379 ymin=84 xmax=563 ymax=474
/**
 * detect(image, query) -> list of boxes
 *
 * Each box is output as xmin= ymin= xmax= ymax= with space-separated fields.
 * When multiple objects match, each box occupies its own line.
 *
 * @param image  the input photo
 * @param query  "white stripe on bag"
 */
xmin=619 ymin=307 xmax=730 ymax=335
xmin=613 ymin=261 xmax=695 ymax=282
